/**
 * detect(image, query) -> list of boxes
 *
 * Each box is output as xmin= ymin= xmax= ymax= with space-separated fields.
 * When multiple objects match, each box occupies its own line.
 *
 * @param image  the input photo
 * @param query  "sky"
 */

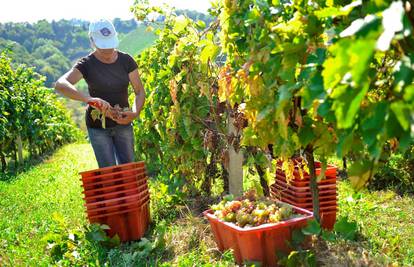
xmin=0 ymin=0 xmax=212 ymax=23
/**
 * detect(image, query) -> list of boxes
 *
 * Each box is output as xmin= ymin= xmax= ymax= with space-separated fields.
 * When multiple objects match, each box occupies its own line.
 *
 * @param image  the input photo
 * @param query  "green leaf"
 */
xmin=196 ymin=20 xmax=206 ymax=29
xmin=285 ymin=250 xmax=316 ymax=267
xmin=362 ymin=102 xmax=387 ymax=130
xmin=321 ymin=230 xmax=336 ymax=242
xmin=302 ymin=72 xmax=325 ymax=108
xmin=332 ymin=84 xmax=369 ymax=129
xmin=291 ymin=229 xmax=305 ymax=247
xmin=393 ymin=56 xmax=414 ymax=91
xmin=323 ymin=37 xmax=375 ymax=89
xmin=200 ymin=41 xmax=220 ymax=72
xmin=390 ymin=102 xmax=411 ymax=130
xmin=109 ymin=234 xmax=121 ymax=247
xmin=298 ymin=119 xmax=316 ymax=147
xmin=173 ymin=15 xmax=189 ymax=34
xmin=348 ymin=160 xmax=374 ymax=190
xmin=334 ymin=216 xmax=358 ymax=241
xmin=302 ymin=219 xmax=321 ymax=236
xmin=100 ymin=224 xmax=110 ymax=230
xmin=350 ymin=39 xmax=376 ymax=86
xmin=337 ymin=132 xmax=354 ymax=157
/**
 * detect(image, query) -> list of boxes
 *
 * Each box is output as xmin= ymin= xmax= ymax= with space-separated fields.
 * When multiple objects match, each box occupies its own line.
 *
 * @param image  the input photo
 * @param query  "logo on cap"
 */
xmin=100 ymin=27 xmax=111 ymax=36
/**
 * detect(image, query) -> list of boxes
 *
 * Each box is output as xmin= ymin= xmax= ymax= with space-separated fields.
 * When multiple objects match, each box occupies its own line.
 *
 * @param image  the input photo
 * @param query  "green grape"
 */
xmin=279 ymin=206 xmax=293 ymax=219
xmin=224 ymin=212 xmax=236 ymax=222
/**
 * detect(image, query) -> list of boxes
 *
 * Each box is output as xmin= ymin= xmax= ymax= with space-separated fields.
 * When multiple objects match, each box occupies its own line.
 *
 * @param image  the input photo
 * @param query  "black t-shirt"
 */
xmin=74 ymin=51 xmax=138 ymax=128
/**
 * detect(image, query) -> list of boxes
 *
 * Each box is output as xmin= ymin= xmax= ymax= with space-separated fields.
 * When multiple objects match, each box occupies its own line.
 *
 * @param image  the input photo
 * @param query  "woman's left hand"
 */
xmin=114 ymin=111 xmax=139 ymax=125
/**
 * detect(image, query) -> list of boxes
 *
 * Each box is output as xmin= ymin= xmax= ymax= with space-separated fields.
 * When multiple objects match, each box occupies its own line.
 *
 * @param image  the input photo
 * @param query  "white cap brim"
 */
xmin=93 ymin=36 xmax=119 ymax=49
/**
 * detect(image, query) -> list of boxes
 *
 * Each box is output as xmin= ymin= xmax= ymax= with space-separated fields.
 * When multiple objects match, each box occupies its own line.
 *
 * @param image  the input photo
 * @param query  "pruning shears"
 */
xmin=88 ymin=100 xmax=102 ymax=111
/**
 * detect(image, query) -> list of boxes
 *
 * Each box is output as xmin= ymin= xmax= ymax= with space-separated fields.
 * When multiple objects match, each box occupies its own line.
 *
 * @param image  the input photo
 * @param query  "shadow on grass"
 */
xmin=0 ymin=142 xmax=87 ymax=183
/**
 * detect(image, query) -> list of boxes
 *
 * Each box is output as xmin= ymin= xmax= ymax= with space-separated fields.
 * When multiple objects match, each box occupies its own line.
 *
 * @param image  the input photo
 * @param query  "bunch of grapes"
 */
xmin=211 ymin=192 xmax=297 ymax=228
xmin=90 ymin=103 xmax=132 ymax=128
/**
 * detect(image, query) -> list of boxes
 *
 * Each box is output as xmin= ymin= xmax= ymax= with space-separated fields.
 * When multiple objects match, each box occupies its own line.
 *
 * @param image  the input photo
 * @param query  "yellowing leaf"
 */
xmin=348 ymin=161 xmax=375 ymax=190
xmin=173 ymin=15 xmax=189 ymax=34
xmin=349 ymin=171 xmax=371 ymax=191
xmin=218 ymin=66 xmax=233 ymax=102
xmin=248 ymin=75 xmax=263 ymax=97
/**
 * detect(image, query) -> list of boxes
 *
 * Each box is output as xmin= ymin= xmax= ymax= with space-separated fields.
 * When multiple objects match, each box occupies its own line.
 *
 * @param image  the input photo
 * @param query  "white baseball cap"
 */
xmin=89 ymin=19 xmax=119 ymax=49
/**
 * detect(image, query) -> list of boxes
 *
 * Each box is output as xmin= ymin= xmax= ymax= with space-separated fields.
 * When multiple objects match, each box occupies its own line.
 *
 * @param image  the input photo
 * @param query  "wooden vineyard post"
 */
xmin=228 ymin=116 xmax=243 ymax=197
xmin=17 ymin=135 xmax=23 ymax=168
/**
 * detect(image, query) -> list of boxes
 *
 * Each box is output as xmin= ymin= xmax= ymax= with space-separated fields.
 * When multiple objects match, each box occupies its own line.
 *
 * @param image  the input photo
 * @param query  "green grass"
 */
xmin=118 ymin=25 xmax=158 ymax=56
xmin=0 ymin=143 xmax=97 ymax=265
xmin=337 ymin=181 xmax=414 ymax=265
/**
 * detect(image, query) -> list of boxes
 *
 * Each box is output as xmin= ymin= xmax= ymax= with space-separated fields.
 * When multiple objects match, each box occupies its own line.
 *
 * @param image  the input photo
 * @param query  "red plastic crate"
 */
xmin=278 ymin=194 xmax=337 ymax=206
xmin=86 ymin=195 xmax=150 ymax=218
xmin=270 ymin=184 xmax=337 ymax=198
xmin=80 ymin=161 xmax=151 ymax=242
xmin=272 ymin=189 xmax=338 ymax=204
xmin=89 ymin=199 xmax=150 ymax=242
xmin=270 ymin=185 xmax=337 ymax=230
xmin=204 ymin=202 xmax=313 ymax=266
xmin=274 ymin=179 xmax=337 ymax=192
xmin=80 ymin=167 xmax=146 ymax=185
xmin=85 ymin=189 xmax=149 ymax=211
xmin=320 ymin=211 xmax=336 ymax=230
xmin=80 ymin=169 xmax=146 ymax=189
xmin=83 ymin=183 xmax=148 ymax=204
xmin=276 ymin=160 xmax=337 ymax=180
xmin=82 ymin=172 xmax=147 ymax=191
xmin=280 ymin=198 xmax=337 ymax=210
xmin=82 ymin=179 xmax=147 ymax=197
xmin=272 ymin=198 xmax=337 ymax=230
xmin=275 ymin=174 xmax=336 ymax=187
xmin=80 ymin=161 xmax=145 ymax=178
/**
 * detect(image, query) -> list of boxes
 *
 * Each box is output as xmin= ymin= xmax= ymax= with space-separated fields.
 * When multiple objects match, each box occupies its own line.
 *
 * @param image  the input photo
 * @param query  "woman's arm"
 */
xmin=54 ymin=68 xmax=111 ymax=111
xmin=114 ymin=69 xmax=146 ymax=125
xmin=129 ymin=69 xmax=146 ymax=116
xmin=54 ymin=68 xmax=89 ymax=102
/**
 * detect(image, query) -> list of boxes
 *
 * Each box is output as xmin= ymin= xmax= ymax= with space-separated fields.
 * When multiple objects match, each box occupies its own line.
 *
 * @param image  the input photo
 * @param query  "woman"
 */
xmin=55 ymin=19 xmax=145 ymax=168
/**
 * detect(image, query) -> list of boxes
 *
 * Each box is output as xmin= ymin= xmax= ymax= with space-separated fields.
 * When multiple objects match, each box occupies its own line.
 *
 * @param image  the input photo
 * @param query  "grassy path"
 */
xmin=0 ymin=143 xmax=97 ymax=266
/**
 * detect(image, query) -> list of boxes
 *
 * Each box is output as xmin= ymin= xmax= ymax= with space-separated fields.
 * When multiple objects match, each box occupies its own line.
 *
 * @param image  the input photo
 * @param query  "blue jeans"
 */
xmin=87 ymin=124 xmax=135 ymax=168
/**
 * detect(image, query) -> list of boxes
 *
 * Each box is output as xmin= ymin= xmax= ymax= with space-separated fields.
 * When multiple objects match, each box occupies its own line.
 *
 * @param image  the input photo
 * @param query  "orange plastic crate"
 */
xmin=86 ymin=194 xmax=150 ymax=217
xmin=276 ymin=160 xmax=337 ymax=180
xmin=83 ymin=183 xmax=148 ymax=204
xmin=82 ymin=172 xmax=147 ymax=191
xmin=271 ymin=189 xmax=338 ymax=204
xmin=89 ymin=199 xmax=150 ymax=242
xmin=204 ymin=202 xmax=313 ymax=266
xmin=271 ymin=183 xmax=336 ymax=197
xmin=82 ymin=178 xmax=147 ymax=197
xmin=274 ymin=179 xmax=337 ymax=192
xmin=85 ymin=189 xmax=149 ymax=211
xmin=79 ymin=161 xmax=145 ymax=178
xmin=80 ymin=167 xmax=146 ymax=185
xmin=275 ymin=174 xmax=336 ymax=187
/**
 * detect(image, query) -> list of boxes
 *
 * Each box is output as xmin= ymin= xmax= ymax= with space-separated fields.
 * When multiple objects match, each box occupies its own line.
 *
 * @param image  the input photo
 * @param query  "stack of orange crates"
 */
xmin=79 ymin=161 xmax=150 ymax=241
xmin=270 ymin=160 xmax=337 ymax=230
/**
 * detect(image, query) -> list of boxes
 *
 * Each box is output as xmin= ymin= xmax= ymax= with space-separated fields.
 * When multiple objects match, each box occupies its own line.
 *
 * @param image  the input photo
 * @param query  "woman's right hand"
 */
xmin=87 ymin=97 xmax=111 ymax=113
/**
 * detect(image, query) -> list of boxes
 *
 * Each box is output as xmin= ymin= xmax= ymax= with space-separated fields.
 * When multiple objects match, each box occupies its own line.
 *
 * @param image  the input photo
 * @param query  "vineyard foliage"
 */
xmin=131 ymin=4 xmax=227 ymax=192
xmin=213 ymin=0 xmax=414 ymax=189
xmin=131 ymin=0 xmax=413 ymax=195
xmin=0 ymin=52 xmax=81 ymax=171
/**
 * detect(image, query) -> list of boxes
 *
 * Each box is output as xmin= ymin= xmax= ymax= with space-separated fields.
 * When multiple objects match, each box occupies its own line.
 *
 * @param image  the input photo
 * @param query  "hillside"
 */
xmin=0 ymin=19 xmax=138 ymax=87
xmin=118 ymin=25 xmax=158 ymax=56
